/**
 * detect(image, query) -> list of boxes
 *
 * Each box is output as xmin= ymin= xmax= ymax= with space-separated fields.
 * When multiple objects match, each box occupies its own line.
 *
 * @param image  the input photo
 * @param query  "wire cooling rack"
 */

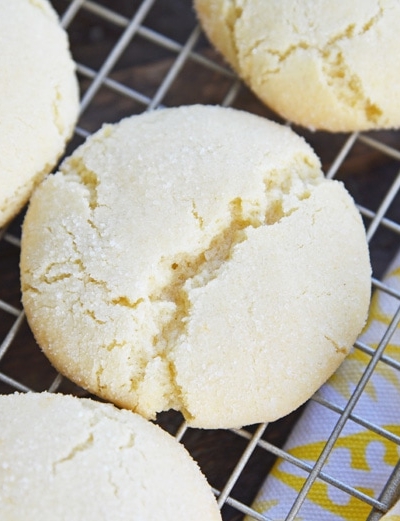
xmin=1 ymin=1 xmax=400 ymax=520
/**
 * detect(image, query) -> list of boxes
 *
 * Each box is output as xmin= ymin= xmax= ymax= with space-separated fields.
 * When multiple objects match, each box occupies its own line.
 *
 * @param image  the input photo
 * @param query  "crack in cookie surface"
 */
xmin=23 ymin=104 xmax=367 ymax=429
xmin=22 ymin=148 xmax=319 ymax=421
xmin=139 ymin=171 xmax=315 ymax=418
xmin=211 ymin=1 xmax=387 ymax=127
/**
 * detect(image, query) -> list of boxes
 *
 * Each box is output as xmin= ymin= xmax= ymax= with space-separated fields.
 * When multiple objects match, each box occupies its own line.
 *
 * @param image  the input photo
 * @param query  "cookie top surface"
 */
xmin=0 ymin=392 xmax=221 ymax=521
xmin=0 ymin=0 xmax=79 ymax=228
xmin=20 ymin=105 xmax=371 ymax=428
xmin=194 ymin=0 xmax=400 ymax=132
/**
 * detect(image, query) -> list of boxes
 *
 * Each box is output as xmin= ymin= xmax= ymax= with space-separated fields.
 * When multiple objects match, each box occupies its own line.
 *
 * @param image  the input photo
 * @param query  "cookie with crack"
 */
xmin=20 ymin=105 xmax=371 ymax=428
xmin=194 ymin=0 xmax=400 ymax=132
xmin=0 ymin=0 xmax=79 ymax=229
xmin=0 ymin=392 xmax=221 ymax=521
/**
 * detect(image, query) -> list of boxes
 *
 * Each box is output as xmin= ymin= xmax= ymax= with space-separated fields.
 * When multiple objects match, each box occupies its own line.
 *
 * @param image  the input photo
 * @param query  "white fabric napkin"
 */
xmin=247 ymin=249 xmax=400 ymax=520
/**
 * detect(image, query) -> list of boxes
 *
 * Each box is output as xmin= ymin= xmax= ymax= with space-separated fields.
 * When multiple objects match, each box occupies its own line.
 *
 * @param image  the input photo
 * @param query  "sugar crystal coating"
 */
xmin=194 ymin=0 xmax=400 ymax=131
xmin=0 ymin=392 xmax=221 ymax=520
xmin=21 ymin=105 xmax=371 ymax=428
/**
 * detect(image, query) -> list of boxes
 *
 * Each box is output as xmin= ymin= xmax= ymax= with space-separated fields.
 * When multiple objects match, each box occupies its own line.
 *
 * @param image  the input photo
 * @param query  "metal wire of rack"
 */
xmin=0 ymin=1 xmax=399 ymax=520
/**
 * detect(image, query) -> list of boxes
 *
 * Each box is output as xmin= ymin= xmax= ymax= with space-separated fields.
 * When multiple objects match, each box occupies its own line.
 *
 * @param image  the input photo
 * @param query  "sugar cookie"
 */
xmin=20 ymin=105 xmax=371 ymax=428
xmin=0 ymin=0 xmax=79 ymax=228
xmin=194 ymin=0 xmax=400 ymax=131
xmin=0 ymin=392 xmax=221 ymax=520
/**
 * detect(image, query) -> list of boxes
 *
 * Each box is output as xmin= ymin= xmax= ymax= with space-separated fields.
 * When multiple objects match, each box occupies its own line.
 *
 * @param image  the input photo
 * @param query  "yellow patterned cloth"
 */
xmin=248 ymin=251 xmax=400 ymax=521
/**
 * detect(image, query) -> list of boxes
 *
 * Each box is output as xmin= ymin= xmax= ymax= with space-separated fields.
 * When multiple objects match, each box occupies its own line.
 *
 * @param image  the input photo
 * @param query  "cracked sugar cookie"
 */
xmin=0 ymin=392 xmax=221 ymax=521
xmin=194 ymin=0 xmax=400 ymax=132
xmin=0 ymin=0 xmax=79 ymax=228
xmin=20 ymin=105 xmax=371 ymax=429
